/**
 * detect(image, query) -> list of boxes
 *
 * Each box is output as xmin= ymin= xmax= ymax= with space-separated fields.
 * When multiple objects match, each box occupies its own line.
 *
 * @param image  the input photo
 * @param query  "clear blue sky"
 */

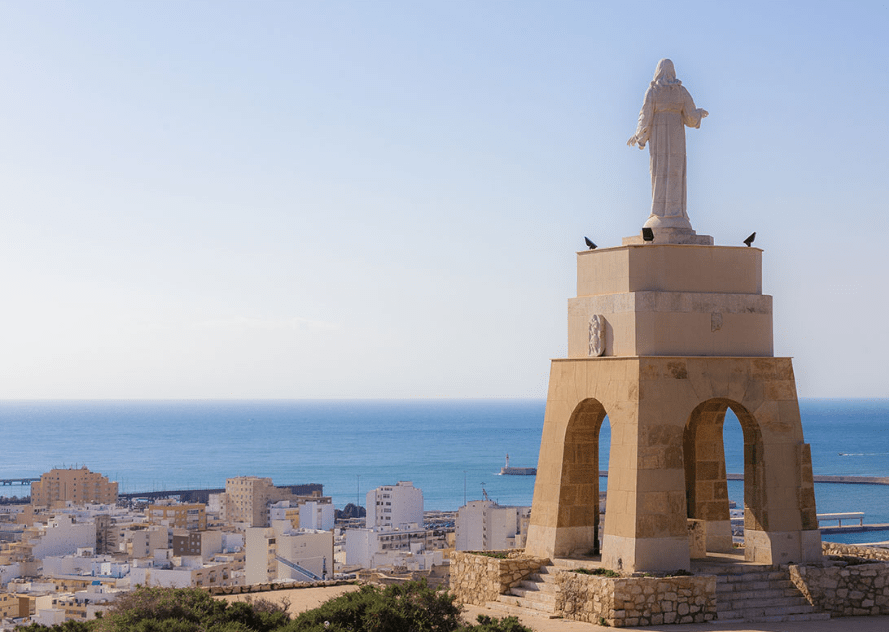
xmin=0 ymin=1 xmax=886 ymax=399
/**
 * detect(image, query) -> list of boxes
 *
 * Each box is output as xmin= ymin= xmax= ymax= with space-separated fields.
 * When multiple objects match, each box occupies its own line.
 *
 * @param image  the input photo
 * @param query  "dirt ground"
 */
xmin=217 ymin=584 xmax=889 ymax=631
xmin=217 ymin=584 xmax=362 ymax=617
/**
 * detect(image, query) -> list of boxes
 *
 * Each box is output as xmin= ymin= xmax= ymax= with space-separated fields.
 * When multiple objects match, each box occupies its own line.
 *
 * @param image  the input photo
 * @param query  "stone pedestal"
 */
xmin=525 ymin=242 xmax=821 ymax=572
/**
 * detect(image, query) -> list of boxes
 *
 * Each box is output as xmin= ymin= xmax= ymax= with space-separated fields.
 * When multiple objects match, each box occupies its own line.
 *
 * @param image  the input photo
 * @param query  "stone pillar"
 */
xmin=684 ymin=404 xmax=734 ymax=553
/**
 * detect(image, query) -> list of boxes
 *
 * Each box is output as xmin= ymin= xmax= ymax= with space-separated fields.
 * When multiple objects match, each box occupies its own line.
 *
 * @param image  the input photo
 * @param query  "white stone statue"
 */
xmin=627 ymin=59 xmax=708 ymax=231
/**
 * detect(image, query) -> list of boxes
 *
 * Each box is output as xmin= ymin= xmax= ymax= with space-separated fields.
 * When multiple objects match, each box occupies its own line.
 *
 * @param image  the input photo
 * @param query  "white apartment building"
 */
xmin=30 ymin=516 xmax=96 ymax=559
xmin=365 ymin=481 xmax=423 ymax=529
xmin=344 ymin=524 xmax=446 ymax=569
xmin=129 ymin=556 xmax=239 ymax=589
xmin=245 ymin=523 xmax=333 ymax=585
xmin=268 ymin=499 xmax=334 ymax=531
xmin=126 ymin=526 xmax=169 ymax=559
xmin=455 ymin=500 xmax=531 ymax=551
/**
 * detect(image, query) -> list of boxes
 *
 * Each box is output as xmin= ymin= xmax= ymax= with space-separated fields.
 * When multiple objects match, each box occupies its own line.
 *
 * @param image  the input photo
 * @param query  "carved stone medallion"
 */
xmin=589 ymin=314 xmax=605 ymax=357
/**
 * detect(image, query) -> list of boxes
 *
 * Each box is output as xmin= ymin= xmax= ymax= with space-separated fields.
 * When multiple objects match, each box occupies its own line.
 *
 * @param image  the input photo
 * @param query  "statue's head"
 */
xmin=652 ymin=59 xmax=680 ymax=87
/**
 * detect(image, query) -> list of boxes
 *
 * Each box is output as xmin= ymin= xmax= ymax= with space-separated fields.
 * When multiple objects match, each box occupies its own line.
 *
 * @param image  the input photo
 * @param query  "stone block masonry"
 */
xmin=450 ymin=552 xmax=715 ymax=627
xmin=449 ymin=551 xmax=550 ymax=607
xmin=788 ymin=542 xmax=889 ymax=617
xmin=555 ymin=571 xmax=716 ymax=627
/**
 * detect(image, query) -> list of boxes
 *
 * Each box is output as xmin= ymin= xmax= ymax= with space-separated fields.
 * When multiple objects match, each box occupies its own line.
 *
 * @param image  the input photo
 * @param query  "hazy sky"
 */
xmin=0 ymin=1 xmax=886 ymax=399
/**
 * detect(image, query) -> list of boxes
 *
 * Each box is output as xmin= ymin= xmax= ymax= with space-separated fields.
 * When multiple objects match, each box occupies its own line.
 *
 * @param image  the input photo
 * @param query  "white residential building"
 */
xmin=126 ymin=526 xmax=169 ymax=559
xmin=42 ymin=554 xmax=129 ymax=579
xmin=455 ymin=500 xmax=530 ymax=551
xmin=268 ymin=499 xmax=334 ymax=531
xmin=129 ymin=556 xmax=238 ymax=589
xmin=245 ymin=524 xmax=333 ymax=585
xmin=365 ymin=481 xmax=423 ymax=529
xmin=344 ymin=524 xmax=445 ymax=569
xmin=30 ymin=516 xmax=96 ymax=559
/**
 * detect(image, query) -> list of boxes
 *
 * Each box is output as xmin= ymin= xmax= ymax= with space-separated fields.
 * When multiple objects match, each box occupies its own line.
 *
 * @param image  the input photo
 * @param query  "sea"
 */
xmin=1 ymin=399 xmax=888 ymax=545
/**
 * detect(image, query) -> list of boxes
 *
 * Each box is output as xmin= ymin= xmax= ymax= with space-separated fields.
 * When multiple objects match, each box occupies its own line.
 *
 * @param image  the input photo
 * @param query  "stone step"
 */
xmin=716 ymin=603 xmax=815 ymax=621
xmin=496 ymin=594 xmax=558 ymax=613
xmin=507 ymin=588 xmax=557 ymax=605
xmin=716 ymin=589 xmax=803 ymax=603
xmin=717 ymin=578 xmax=795 ymax=590
xmin=716 ymin=611 xmax=831 ymax=623
xmin=513 ymin=580 xmax=558 ymax=594
xmin=718 ymin=596 xmax=810 ymax=611
xmin=527 ymin=571 xmax=559 ymax=584
xmin=485 ymin=601 xmax=560 ymax=619
xmin=716 ymin=584 xmax=799 ymax=600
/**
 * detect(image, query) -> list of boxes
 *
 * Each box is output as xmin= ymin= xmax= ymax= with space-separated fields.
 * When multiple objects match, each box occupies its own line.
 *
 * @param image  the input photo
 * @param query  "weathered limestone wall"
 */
xmin=784 ymin=542 xmax=889 ymax=617
xmin=555 ymin=572 xmax=716 ymax=628
xmin=450 ymin=553 xmax=716 ymax=627
xmin=822 ymin=541 xmax=889 ymax=562
xmin=790 ymin=560 xmax=889 ymax=616
xmin=449 ymin=552 xmax=548 ymax=606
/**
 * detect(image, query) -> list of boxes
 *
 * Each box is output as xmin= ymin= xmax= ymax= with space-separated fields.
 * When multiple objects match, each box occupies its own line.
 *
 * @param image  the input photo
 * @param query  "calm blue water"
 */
xmin=1 ymin=399 xmax=887 ymax=544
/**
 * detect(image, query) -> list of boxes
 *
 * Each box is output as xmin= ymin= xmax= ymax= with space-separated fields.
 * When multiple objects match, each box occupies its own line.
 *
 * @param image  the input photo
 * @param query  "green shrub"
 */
xmin=456 ymin=614 xmax=533 ymax=631
xmin=15 ymin=580 xmax=530 ymax=632
xmin=571 ymin=567 xmax=620 ymax=577
xmin=91 ymin=586 xmax=289 ymax=632
xmin=282 ymin=580 xmax=461 ymax=632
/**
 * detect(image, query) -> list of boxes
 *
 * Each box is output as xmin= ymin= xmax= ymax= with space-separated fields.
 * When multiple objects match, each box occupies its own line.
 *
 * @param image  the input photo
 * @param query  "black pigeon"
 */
xmin=642 ymin=227 xmax=654 ymax=242
xmin=743 ymin=232 xmax=756 ymax=247
xmin=584 ymin=237 xmax=597 ymax=250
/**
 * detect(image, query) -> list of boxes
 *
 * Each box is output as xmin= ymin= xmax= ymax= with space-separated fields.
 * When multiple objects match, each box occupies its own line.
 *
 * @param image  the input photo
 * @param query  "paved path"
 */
xmin=463 ymin=603 xmax=889 ymax=632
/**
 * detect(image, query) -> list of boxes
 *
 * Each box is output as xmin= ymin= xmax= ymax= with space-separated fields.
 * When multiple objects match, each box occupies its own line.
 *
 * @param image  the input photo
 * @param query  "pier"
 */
xmin=0 ymin=477 xmax=39 ymax=486
xmin=118 ymin=483 xmax=323 ymax=504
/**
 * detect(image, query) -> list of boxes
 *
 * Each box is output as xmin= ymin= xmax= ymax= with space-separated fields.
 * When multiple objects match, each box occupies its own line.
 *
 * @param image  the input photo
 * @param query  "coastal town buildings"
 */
xmin=344 ymin=522 xmax=447 ymax=570
xmin=245 ymin=523 xmax=333 ymax=584
xmin=269 ymin=499 xmax=334 ymax=531
xmin=455 ymin=500 xmax=530 ymax=551
xmin=146 ymin=501 xmax=207 ymax=531
xmin=365 ymin=481 xmax=423 ymax=529
xmin=30 ymin=468 xmax=118 ymax=509
xmin=0 ymin=473 xmax=455 ymax=627
xmin=220 ymin=477 xmax=332 ymax=528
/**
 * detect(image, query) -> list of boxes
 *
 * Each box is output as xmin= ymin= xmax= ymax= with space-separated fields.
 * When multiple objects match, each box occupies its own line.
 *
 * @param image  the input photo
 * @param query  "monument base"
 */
xmin=602 ymin=534 xmax=691 ymax=573
xmin=745 ymin=529 xmax=823 ymax=565
xmin=623 ymin=227 xmax=714 ymax=246
xmin=524 ymin=524 xmax=597 ymax=559
xmin=704 ymin=519 xmax=734 ymax=553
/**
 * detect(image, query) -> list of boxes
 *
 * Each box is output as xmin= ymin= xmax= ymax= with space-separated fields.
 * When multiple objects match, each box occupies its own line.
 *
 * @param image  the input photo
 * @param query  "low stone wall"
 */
xmin=449 ymin=551 xmax=549 ymax=606
xmin=785 ymin=542 xmax=889 ymax=616
xmin=556 ymin=572 xmax=716 ymax=628
xmin=822 ymin=541 xmax=889 ymax=561
xmin=790 ymin=560 xmax=889 ymax=616
xmin=207 ymin=580 xmax=352 ymax=596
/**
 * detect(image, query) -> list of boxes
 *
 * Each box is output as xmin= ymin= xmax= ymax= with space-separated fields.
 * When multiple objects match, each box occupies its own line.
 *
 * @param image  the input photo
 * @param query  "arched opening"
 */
xmin=559 ymin=398 xmax=610 ymax=555
xmin=599 ymin=414 xmax=611 ymax=555
xmin=683 ymin=398 xmax=765 ymax=557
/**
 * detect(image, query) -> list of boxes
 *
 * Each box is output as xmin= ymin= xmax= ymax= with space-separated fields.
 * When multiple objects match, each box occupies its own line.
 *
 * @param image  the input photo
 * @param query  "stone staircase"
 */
xmin=484 ymin=561 xmax=831 ymax=624
xmin=714 ymin=566 xmax=830 ymax=623
xmin=485 ymin=564 xmax=561 ymax=618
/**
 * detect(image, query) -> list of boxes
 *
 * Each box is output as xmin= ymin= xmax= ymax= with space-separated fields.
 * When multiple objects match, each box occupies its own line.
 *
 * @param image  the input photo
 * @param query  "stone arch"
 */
xmin=556 ymin=398 xmax=608 ymax=554
xmin=683 ymin=398 xmax=766 ymax=554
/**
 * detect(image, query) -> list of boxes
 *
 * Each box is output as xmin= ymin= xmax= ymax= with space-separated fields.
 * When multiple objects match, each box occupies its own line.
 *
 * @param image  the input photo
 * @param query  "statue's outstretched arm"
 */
xmin=628 ymin=89 xmax=654 ymax=149
xmin=681 ymin=87 xmax=708 ymax=129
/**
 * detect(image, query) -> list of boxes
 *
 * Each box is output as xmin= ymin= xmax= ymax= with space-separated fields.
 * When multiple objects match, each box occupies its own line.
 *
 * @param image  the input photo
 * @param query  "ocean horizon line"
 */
xmin=1 ymin=396 xmax=886 ymax=403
